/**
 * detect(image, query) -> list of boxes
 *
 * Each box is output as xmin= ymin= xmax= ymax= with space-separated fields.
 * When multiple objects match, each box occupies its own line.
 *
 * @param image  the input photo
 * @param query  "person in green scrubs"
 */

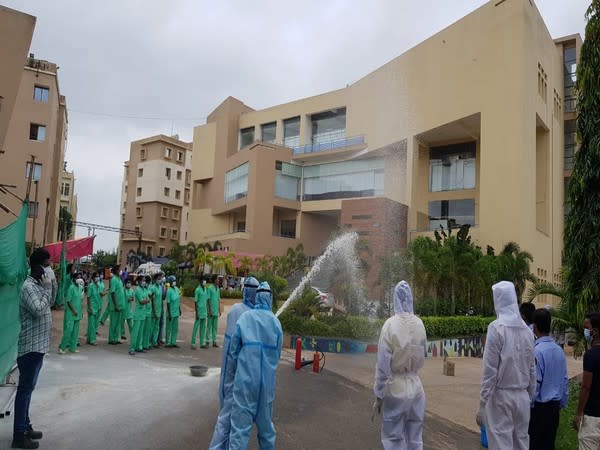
xmin=165 ymin=275 xmax=181 ymax=348
xmin=206 ymin=276 xmax=221 ymax=348
xmin=123 ymin=278 xmax=134 ymax=339
xmin=129 ymin=278 xmax=149 ymax=355
xmin=86 ymin=272 xmax=101 ymax=345
xmin=191 ymin=277 xmax=208 ymax=349
xmin=142 ymin=275 xmax=153 ymax=350
xmin=59 ymin=273 xmax=83 ymax=353
xmin=97 ymin=273 xmax=107 ymax=328
xmin=108 ymin=266 xmax=125 ymax=344
xmin=150 ymin=274 xmax=162 ymax=348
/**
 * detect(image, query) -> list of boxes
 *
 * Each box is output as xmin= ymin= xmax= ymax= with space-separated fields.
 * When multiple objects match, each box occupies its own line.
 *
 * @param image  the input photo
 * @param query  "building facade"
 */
xmin=0 ymin=52 xmax=69 ymax=247
xmin=118 ymin=135 xmax=193 ymax=267
xmin=59 ymin=165 xmax=78 ymax=239
xmin=187 ymin=0 xmax=581 ymax=294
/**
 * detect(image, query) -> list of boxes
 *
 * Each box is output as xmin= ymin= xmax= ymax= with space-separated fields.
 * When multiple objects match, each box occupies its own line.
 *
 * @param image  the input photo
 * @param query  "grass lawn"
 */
xmin=556 ymin=380 xmax=580 ymax=450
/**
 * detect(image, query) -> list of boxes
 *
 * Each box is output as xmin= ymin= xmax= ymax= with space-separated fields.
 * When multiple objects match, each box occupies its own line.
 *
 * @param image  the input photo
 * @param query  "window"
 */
xmin=280 ymin=220 xmax=296 ymax=238
xmin=283 ymin=116 xmax=300 ymax=148
xmin=33 ymin=86 xmax=49 ymax=103
xmin=165 ymin=168 xmax=171 ymax=179
xmin=171 ymin=229 xmax=178 ymax=240
xmin=28 ymin=201 xmax=39 ymax=219
xmin=134 ymin=225 xmax=141 ymax=234
xmin=175 ymin=190 xmax=181 ymax=200
xmin=61 ymin=182 xmax=70 ymax=196
xmin=564 ymin=120 xmax=576 ymax=171
xmin=173 ymin=209 xmax=180 ymax=220
xmin=136 ymin=207 xmax=142 ymax=218
xmin=140 ymin=149 xmax=146 ymax=160
xmin=136 ymin=187 xmax=142 ymax=197
xmin=236 ymin=221 xmax=246 ymax=232
xmin=176 ymin=171 xmax=182 ymax=180
xmin=310 ymin=107 xmax=346 ymax=144
xmin=138 ymin=168 xmax=143 ymax=177
xmin=161 ymin=207 xmax=169 ymax=218
xmin=25 ymin=162 xmax=42 ymax=181
xmin=177 ymin=151 xmax=183 ymax=162
xmin=184 ymin=189 xmax=190 ymax=204
xmin=29 ymin=123 xmax=46 ymax=141
xmin=564 ymin=46 xmax=577 ymax=112
xmin=429 ymin=142 xmax=476 ymax=192
xmin=275 ymin=161 xmax=301 ymax=200
xmin=165 ymin=147 xmax=172 ymax=159
xmin=538 ymin=63 xmax=548 ymax=103
xmin=224 ymin=162 xmax=249 ymax=203
xmin=160 ymin=227 xmax=167 ymax=238
xmin=159 ymin=247 xmax=166 ymax=257
xmin=185 ymin=232 xmax=187 ymax=241
xmin=164 ymin=187 xmax=170 ymax=197
xmin=261 ymin=122 xmax=276 ymax=143
xmin=185 ymin=170 xmax=191 ymax=185
xmin=239 ymin=127 xmax=255 ymax=149
xmin=428 ymin=199 xmax=475 ymax=230
xmin=302 ymin=158 xmax=384 ymax=201
xmin=146 ymin=246 xmax=153 ymax=257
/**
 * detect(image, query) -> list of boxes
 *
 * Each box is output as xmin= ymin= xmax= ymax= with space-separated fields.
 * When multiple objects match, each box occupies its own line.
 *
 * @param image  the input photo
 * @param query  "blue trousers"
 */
xmin=13 ymin=352 xmax=44 ymax=438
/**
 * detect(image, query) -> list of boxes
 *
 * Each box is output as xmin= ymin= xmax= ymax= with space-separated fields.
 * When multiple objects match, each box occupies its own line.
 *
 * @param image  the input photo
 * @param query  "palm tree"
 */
xmin=238 ymin=256 xmax=253 ymax=276
xmin=184 ymin=242 xmax=197 ymax=262
xmin=212 ymin=253 xmax=234 ymax=275
xmin=194 ymin=247 xmax=213 ymax=274
xmin=169 ymin=244 xmax=186 ymax=263
xmin=498 ymin=241 xmax=536 ymax=303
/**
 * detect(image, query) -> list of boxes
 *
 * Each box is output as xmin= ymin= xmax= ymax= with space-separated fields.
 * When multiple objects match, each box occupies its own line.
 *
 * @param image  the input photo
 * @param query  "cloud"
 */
xmin=2 ymin=0 xmax=588 ymax=251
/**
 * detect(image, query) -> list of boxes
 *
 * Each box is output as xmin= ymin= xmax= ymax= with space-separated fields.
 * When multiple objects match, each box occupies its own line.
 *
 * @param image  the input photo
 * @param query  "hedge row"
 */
xmin=278 ymin=313 xmax=495 ymax=341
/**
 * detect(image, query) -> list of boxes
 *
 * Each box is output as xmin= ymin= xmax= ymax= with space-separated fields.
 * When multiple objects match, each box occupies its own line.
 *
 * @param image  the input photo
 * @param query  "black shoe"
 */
xmin=11 ymin=436 xmax=39 ymax=449
xmin=115 ymin=341 xmax=122 ymax=345
xmin=213 ymin=343 xmax=219 ymax=348
xmin=121 ymin=336 xmax=127 ymax=340
xmin=26 ymin=429 xmax=42 ymax=440
xmin=173 ymin=344 xmax=180 ymax=348
xmin=201 ymin=345 xmax=209 ymax=349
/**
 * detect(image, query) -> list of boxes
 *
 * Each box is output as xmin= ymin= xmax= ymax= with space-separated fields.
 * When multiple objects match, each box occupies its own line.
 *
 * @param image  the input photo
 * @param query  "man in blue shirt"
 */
xmin=528 ymin=308 xmax=568 ymax=450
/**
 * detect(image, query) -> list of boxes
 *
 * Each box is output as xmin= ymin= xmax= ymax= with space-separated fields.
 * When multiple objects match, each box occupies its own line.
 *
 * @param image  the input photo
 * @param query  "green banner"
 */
xmin=0 ymin=203 xmax=29 ymax=380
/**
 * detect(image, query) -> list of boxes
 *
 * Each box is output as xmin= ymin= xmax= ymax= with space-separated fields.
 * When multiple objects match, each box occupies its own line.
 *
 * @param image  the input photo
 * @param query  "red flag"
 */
xmin=45 ymin=236 xmax=95 ymax=263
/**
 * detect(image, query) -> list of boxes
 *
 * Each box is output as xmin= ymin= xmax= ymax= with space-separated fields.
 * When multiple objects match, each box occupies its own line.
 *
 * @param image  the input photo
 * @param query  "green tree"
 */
xmin=497 ymin=242 xmax=535 ymax=303
xmin=212 ymin=253 xmax=234 ymax=275
xmin=91 ymin=250 xmax=117 ymax=268
xmin=57 ymin=206 xmax=73 ymax=241
xmin=184 ymin=242 xmax=197 ymax=262
xmin=238 ymin=256 xmax=253 ymax=276
xmin=194 ymin=247 xmax=213 ymax=274
xmin=169 ymin=244 xmax=186 ymax=263
xmin=563 ymin=1 xmax=600 ymax=317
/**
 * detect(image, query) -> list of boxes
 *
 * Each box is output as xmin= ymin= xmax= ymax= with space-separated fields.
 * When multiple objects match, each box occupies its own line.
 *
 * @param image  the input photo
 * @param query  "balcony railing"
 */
xmin=292 ymin=135 xmax=365 ymax=155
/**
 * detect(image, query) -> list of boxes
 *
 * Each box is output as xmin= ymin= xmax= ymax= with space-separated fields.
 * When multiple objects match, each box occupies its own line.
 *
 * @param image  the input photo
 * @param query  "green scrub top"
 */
xmin=167 ymin=287 xmax=181 ymax=318
xmin=133 ymin=286 xmax=147 ymax=321
xmin=194 ymin=285 xmax=208 ymax=319
xmin=86 ymin=282 xmax=101 ymax=314
xmin=144 ymin=286 xmax=152 ymax=318
xmin=124 ymin=287 xmax=134 ymax=320
xmin=207 ymin=284 xmax=220 ymax=317
xmin=109 ymin=275 xmax=126 ymax=311
xmin=151 ymin=283 xmax=162 ymax=318
xmin=66 ymin=283 xmax=82 ymax=321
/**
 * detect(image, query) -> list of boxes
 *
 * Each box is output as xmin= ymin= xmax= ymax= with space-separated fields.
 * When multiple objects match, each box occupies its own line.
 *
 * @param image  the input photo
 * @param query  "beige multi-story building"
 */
xmin=118 ymin=135 xmax=193 ymax=267
xmin=187 ymin=0 xmax=581 ymax=294
xmin=59 ymin=165 xmax=78 ymax=239
xmin=0 ymin=6 xmax=69 ymax=248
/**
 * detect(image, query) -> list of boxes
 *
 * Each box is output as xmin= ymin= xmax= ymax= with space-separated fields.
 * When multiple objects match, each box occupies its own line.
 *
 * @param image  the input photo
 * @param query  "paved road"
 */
xmin=0 ymin=308 xmax=480 ymax=450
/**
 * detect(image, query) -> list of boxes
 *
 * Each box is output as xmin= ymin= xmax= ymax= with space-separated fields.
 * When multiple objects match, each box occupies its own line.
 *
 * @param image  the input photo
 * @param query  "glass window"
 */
xmin=428 ymin=199 xmax=475 ymax=230
xmin=564 ymin=46 xmax=577 ymax=112
xmin=28 ymin=201 xmax=39 ymax=219
xmin=25 ymin=162 xmax=42 ymax=181
xmin=33 ymin=86 xmax=49 ymax=102
xmin=429 ymin=142 xmax=476 ymax=192
xmin=136 ymin=187 xmax=142 ymax=197
xmin=283 ymin=117 xmax=300 ymax=148
xmin=171 ymin=229 xmax=178 ymax=239
xmin=173 ymin=209 xmax=180 ymax=220
xmin=176 ymin=171 xmax=182 ymax=180
xmin=302 ymin=158 xmax=384 ymax=201
xmin=261 ymin=122 xmax=276 ymax=143
xmin=161 ymin=207 xmax=169 ymax=218
xmin=165 ymin=168 xmax=171 ymax=179
xmin=280 ymin=220 xmax=296 ymax=238
xmin=236 ymin=221 xmax=246 ymax=232
xmin=138 ymin=168 xmax=143 ymax=177
xmin=164 ymin=187 xmax=170 ymax=197
xmin=165 ymin=147 xmax=172 ymax=158
xmin=175 ymin=190 xmax=181 ymax=200
xmin=310 ymin=107 xmax=346 ymax=145
xmin=275 ymin=162 xmax=301 ymax=200
xmin=61 ymin=183 xmax=70 ymax=196
xmin=29 ymin=124 xmax=46 ymax=141
xmin=136 ymin=207 xmax=142 ymax=217
xmin=224 ymin=162 xmax=249 ymax=203
xmin=564 ymin=120 xmax=576 ymax=171
xmin=239 ymin=127 xmax=255 ymax=149
xmin=146 ymin=246 xmax=153 ymax=256
xmin=177 ymin=151 xmax=184 ymax=162
xmin=140 ymin=149 xmax=146 ymax=160
xmin=159 ymin=247 xmax=166 ymax=257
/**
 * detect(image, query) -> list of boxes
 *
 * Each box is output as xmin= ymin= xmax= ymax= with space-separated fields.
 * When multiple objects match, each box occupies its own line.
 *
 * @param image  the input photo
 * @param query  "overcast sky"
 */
xmin=2 ymin=0 xmax=589 ymax=251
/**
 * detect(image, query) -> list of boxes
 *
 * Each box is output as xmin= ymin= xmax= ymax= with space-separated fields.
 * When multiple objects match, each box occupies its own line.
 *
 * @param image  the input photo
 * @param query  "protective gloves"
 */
xmin=475 ymin=398 xmax=486 ymax=427
xmin=371 ymin=397 xmax=382 ymax=422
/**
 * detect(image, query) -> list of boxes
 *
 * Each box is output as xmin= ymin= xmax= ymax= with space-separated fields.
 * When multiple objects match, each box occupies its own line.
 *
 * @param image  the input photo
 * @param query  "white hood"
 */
xmin=492 ymin=281 xmax=526 ymax=327
xmin=393 ymin=281 xmax=414 ymax=314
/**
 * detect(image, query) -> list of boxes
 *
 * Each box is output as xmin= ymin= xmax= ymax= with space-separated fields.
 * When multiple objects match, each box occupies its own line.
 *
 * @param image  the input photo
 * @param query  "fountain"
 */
xmin=275 ymin=232 xmax=365 ymax=317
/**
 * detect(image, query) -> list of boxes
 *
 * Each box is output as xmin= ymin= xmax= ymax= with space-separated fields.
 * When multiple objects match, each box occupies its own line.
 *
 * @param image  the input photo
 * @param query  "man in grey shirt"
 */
xmin=12 ymin=248 xmax=54 ymax=450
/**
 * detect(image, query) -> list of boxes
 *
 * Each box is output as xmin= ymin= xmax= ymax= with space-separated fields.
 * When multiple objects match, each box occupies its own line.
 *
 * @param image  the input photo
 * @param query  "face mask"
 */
xmin=94 ymin=277 xmax=99 ymax=283
xmin=172 ymin=281 xmax=176 ymax=287
xmin=202 ymin=280 xmax=206 ymax=285
xmin=584 ymin=328 xmax=593 ymax=342
xmin=126 ymin=283 xmax=131 ymax=289
xmin=141 ymin=282 xmax=146 ymax=287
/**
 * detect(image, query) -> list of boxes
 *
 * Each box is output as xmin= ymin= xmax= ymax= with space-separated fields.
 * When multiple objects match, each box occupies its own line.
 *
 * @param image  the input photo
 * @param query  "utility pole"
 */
xmin=42 ymin=197 xmax=50 ymax=246
xmin=30 ymin=180 xmax=39 ymax=253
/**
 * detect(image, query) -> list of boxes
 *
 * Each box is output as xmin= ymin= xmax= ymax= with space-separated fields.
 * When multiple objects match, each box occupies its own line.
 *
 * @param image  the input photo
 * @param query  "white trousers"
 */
xmin=485 ymin=388 xmax=530 ymax=450
xmin=579 ymin=415 xmax=600 ymax=450
xmin=381 ymin=393 xmax=425 ymax=450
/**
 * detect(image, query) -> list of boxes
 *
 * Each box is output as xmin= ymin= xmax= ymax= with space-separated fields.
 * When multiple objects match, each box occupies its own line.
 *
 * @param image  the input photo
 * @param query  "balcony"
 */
xmin=292 ymin=135 xmax=365 ymax=155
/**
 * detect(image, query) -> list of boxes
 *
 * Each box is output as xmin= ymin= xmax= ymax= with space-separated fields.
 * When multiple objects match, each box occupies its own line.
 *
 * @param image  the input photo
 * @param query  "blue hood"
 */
xmin=254 ymin=281 xmax=272 ymax=310
xmin=243 ymin=276 xmax=259 ymax=307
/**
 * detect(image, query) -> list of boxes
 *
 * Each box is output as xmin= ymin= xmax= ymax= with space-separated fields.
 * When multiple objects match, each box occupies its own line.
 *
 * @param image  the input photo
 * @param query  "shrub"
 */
xmin=220 ymin=288 xmax=242 ymax=299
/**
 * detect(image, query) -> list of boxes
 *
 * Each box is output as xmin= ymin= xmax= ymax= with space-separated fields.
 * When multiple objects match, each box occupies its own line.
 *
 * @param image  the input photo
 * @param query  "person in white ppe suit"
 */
xmin=476 ymin=281 xmax=536 ymax=450
xmin=373 ymin=280 xmax=427 ymax=450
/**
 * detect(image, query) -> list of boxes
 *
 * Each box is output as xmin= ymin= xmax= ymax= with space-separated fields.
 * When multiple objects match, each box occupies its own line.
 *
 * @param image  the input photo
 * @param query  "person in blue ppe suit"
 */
xmin=208 ymin=276 xmax=260 ymax=449
xmin=226 ymin=281 xmax=283 ymax=450
xmin=372 ymin=280 xmax=427 ymax=450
